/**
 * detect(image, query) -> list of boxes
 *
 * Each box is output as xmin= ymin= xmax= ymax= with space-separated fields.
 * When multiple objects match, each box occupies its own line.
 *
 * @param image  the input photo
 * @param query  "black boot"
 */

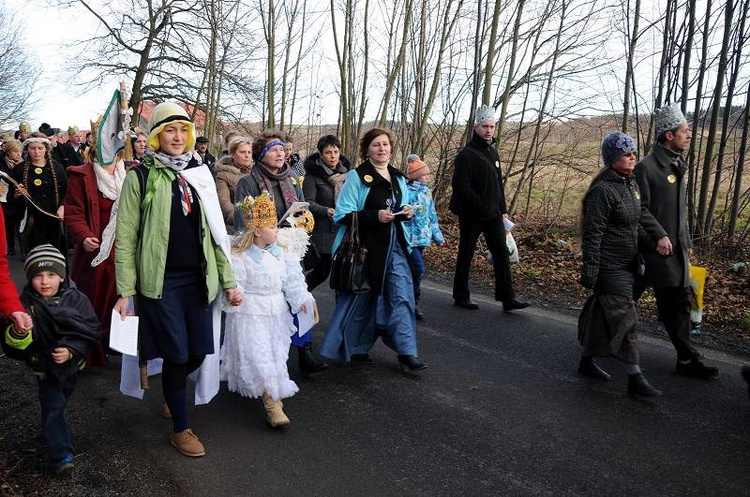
xmin=298 ymin=343 xmax=328 ymax=374
xmin=414 ymin=294 xmax=424 ymax=321
xmin=397 ymin=355 xmax=428 ymax=372
xmin=578 ymin=357 xmax=611 ymax=381
xmin=628 ymin=373 xmax=663 ymax=397
xmin=742 ymin=367 xmax=750 ymax=400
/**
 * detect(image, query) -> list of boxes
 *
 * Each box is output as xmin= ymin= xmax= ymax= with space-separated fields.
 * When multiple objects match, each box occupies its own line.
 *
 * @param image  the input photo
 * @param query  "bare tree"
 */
xmin=0 ymin=9 xmax=38 ymax=126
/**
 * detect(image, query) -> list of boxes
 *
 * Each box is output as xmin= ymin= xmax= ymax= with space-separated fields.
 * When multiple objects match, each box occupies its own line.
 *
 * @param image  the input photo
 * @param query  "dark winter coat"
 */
xmin=233 ymin=164 xmax=304 ymax=230
xmin=449 ymin=131 xmax=507 ymax=221
xmin=581 ymin=168 xmax=644 ymax=297
xmin=2 ymin=285 xmax=100 ymax=381
xmin=634 ymin=142 xmax=691 ymax=288
xmin=302 ymin=152 xmax=351 ymax=255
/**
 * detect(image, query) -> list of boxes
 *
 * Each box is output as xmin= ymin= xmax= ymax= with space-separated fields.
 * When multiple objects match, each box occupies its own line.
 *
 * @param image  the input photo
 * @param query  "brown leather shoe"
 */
xmin=170 ymin=429 xmax=206 ymax=457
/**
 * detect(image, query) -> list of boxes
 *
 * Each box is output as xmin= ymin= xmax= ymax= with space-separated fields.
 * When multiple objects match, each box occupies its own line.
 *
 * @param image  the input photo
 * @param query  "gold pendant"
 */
xmin=33 ymin=178 xmax=42 ymax=186
xmin=667 ymin=174 xmax=676 ymax=184
xmin=34 ymin=167 xmax=43 ymax=175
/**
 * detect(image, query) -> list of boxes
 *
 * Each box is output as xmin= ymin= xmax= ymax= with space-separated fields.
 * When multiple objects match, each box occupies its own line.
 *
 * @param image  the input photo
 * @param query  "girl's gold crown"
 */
xmin=236 ymin=191 xmax=277 ymax=230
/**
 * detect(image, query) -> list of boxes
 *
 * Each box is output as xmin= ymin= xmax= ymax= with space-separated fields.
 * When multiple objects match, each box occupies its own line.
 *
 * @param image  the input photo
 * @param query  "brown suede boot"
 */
xmin=262 ymin=393 xmax=290 ymax=427
xmin=170 ymin=429 xmax=206 ymax=457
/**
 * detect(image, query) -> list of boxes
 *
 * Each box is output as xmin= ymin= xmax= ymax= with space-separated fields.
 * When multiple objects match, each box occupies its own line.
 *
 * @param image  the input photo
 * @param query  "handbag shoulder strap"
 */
xmin=351 ymin=212 xmax=361 ymax=244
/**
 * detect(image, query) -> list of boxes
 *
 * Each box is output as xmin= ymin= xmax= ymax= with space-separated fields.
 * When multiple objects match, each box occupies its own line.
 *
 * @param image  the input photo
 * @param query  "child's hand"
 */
xmin=299 ymin=302 xmax=308 ymax=313
xmin=9 ymin=311 xmax=32 ymax=334
xmin=226 ymin=288 xmax=243 ymax=306
xmin=52 ymin=347 xmax=72 ymax=364
xmin=402 ymin=204 xmax=414 ymax=219
xmin=113 ymin=298 xmax=132 ymax=320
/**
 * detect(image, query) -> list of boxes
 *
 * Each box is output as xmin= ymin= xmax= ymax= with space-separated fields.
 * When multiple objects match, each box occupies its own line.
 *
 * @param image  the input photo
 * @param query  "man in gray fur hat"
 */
xmin=449 ymin=105 xmax=529 ymax=312
xmin=634 ymin=102 xmax=719 ymax=379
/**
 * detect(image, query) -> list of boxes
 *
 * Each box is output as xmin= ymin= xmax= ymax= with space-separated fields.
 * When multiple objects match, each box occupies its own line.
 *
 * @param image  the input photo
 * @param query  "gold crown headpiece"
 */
xmin=236 ymin=191 xmax=277 ymax=230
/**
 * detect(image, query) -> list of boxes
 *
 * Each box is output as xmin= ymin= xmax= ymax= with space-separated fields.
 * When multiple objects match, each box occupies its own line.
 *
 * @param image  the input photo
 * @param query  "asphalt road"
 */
xmin=1 ymin=258 xmax=749 ymax=496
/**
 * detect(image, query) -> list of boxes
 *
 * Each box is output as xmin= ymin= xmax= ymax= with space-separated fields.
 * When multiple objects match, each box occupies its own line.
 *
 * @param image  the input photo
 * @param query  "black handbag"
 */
xmin=329 ymin=212 xmax=370 ymax=293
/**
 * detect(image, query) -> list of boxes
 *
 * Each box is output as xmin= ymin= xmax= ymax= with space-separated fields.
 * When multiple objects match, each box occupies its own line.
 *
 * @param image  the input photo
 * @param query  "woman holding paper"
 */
xmin=113 ymin=102 xmax=242 ymax=458
xmin=234 ymin=131 xmax=328 ymax=375
xmin=64 ymin=128 xmax=127 ymax=367
xmin=319 ymin=128 xmax=425 ymax=372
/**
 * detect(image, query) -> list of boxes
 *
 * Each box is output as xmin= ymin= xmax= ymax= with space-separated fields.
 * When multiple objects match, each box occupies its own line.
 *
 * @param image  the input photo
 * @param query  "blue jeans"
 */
xmin=38 ymin=374 xmax=76 ymax=462
xmin=410 ymin=247 xmax=425 ymax=296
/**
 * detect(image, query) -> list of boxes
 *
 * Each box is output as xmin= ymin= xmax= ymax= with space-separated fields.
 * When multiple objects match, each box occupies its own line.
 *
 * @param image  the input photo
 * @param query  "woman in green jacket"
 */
xmin=114 ymin=102 xmax=242 ymax=458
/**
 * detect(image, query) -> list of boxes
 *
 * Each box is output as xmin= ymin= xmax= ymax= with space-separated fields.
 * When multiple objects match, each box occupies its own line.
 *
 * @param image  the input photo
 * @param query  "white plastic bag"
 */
xmin=506 ymin=231 xmax=519 ymax=264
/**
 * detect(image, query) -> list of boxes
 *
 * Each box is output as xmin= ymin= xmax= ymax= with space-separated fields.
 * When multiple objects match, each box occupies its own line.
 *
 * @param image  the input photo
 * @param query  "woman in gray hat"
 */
xmin=578 ymin=131 xmax=661 ymax=397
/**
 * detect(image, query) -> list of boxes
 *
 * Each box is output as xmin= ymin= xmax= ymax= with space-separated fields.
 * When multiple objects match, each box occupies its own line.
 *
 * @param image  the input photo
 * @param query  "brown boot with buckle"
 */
xmin=170 ymin=429 xmax=206 ymax=457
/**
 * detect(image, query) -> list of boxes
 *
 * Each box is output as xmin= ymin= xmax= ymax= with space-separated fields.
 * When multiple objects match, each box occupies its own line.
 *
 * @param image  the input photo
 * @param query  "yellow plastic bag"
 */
xmin=689 ymin=265 xmax=707 ymax=332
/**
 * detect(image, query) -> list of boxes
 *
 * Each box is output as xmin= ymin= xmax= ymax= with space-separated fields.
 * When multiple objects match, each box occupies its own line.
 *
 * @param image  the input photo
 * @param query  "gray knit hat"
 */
xmin=405 ymin=154 xmax=421 ymax=164
xmin=24 ymin=244 xmax=66 ymax=279
xmin=601 ymin=131 xmax=637 ymax=167
xmin=474 ymin=105 xmax=496 ymax=125
xmin=654 ymin=103 xmax=687 ymax=137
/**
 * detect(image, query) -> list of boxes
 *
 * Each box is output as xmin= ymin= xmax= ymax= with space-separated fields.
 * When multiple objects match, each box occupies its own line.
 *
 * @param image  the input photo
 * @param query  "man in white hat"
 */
xmin=634 ymin=102 xmax=718 ymax=379
xmin=449 ymin=105 xmax=529 ymax=313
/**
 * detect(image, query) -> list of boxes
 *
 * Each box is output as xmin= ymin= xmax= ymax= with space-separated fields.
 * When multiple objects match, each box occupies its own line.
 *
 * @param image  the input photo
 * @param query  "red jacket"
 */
xmin=0 ymin=207 xmax=24 ymax=317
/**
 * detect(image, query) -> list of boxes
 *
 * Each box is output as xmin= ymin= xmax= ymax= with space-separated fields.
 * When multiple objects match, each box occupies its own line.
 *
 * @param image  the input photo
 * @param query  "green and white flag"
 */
xmin=97 ymin=90 xmax=125 ymax=166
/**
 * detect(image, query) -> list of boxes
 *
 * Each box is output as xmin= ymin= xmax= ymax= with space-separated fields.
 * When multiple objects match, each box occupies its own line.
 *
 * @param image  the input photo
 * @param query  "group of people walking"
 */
xmin=0 ymin=99 xmax=728 ymax=478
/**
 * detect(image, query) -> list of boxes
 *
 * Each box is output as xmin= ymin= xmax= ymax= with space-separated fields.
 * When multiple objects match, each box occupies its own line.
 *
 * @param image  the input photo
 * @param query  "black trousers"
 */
xmin=452 ymin=216 xmax=515 ymax=303
xmin=634 ymin=283 xmax=696 ymax=361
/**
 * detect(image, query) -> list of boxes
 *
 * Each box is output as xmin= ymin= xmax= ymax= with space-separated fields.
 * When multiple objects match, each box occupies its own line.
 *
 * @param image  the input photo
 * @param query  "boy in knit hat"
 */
xmin=406 ymin=157 xmax=444 ymax=320
xmin=2 ymin=244 xmax=100 ymax=476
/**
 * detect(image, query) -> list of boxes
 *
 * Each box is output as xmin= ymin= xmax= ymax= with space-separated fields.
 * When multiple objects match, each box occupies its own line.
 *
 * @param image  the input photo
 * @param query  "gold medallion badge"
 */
xmin=291 ymin=177 xmax=297 ymax=185
xmin=495 ymin=161 xmax=500 ymax=169
xmin=34 ymin=167 xmax=43 ymax=175
xmin=667 ymin=174 xmax=676 ymax=184
xmin=33 ymin=179 xmax=42 ymax=186
xmin=634 ymin=190 xmax=641 ymax=200
xmin=363 ymin=174 xmax=373 ymax=183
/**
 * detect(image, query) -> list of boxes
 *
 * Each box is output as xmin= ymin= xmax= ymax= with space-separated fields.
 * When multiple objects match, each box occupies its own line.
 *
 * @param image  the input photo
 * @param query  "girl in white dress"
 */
xmin=221 ymin=191 xmax=313 ymax=427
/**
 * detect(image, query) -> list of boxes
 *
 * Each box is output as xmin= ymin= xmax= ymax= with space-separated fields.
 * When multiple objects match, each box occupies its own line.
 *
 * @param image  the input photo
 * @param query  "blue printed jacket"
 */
xmin=407 ymin=181 xmax=445 ymax=248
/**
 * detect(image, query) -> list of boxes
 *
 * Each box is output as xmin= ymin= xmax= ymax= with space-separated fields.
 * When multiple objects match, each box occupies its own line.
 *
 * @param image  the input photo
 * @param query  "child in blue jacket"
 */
xmin=2 ymin=244 xmax=99 ymax=476
xmin=406 ymin=157 xmax=444 ymax=320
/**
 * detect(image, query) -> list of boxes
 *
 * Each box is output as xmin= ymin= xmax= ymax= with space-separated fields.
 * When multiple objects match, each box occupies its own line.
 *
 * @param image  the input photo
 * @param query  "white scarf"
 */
xmin=91 ymin=160 xmax=126 ymax=267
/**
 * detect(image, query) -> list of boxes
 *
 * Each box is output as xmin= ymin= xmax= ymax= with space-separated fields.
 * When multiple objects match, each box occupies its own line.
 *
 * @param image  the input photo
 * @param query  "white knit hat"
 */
xmin=147 ymin=102 xmax=196 ymax=153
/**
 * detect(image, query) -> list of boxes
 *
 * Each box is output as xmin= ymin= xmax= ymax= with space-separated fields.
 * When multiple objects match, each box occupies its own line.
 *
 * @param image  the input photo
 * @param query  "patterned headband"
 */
xmin=257 ymin=139 xmax=285 ymax=162
xmin=23 ymin=137 xmax=51 ymax=147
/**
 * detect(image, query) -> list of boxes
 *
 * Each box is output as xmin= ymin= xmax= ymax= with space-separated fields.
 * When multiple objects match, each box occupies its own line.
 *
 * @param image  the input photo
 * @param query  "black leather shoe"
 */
xmin=578 ymin=357 xmax=612 ymax=381
xmin=503 ymin=298 xmax=530 ymax=313
xmin=298 ymin=343 xmax=328 ymax=374
xmin=676 ymin=359 xmax=719 ymax=379
xmin=398 ymin=355 xmax=428 ymax=372
xmin=742 ymin=367 xmax=750 ymax=400
xmin=454 ymin=299 xmax=479 ymax=310
xmin=414 ymin=306 xmax=425 ymax=320
xmin=628 ymin=373 xmax=663 ymax=397
xmin=351 ymin=353 xmax=374 ymax=364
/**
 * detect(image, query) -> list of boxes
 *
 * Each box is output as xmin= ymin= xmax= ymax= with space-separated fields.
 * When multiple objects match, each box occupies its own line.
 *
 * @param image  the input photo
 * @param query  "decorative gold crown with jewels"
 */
xmin=236 ymin=191 xmax=277 ymax=230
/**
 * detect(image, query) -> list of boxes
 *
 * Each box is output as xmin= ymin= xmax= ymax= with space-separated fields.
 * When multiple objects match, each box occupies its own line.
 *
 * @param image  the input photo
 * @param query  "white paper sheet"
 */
xmin=109 ymin=311 xmax=139 ymax=356
xmin=296 ymin=296 xmax=318 ymax=336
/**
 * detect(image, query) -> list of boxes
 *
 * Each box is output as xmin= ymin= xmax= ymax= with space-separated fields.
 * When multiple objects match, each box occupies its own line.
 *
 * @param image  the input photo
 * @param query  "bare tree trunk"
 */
xmin=728 ymin=80 xmax=750 ymax=240
xmin=622 ymin=0 xmax=640 ymax=133
xmin=696 ymin=0 xmax=733 ymax=239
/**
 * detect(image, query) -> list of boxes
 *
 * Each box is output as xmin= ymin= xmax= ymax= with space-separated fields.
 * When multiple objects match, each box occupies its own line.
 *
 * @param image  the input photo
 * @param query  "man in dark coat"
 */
xmin=449 ymin=105 xmax=529 ymax=312
xmin=59 ymin=126 xmax=85 ymax=168
xmin=195 ymin=136 xmax=216 ymax=174
xmin=634 ymin=102 xmax=718 ymax=379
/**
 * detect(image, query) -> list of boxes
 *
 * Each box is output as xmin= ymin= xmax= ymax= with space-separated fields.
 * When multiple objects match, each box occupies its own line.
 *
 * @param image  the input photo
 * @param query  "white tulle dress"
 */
xmin=220 ymin=243 xmax=312 ymax=400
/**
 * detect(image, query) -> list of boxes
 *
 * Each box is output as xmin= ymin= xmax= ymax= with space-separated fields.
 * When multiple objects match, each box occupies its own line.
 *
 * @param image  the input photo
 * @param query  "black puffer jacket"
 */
xmin=581 ymin=168 xmax=644 ymax=297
